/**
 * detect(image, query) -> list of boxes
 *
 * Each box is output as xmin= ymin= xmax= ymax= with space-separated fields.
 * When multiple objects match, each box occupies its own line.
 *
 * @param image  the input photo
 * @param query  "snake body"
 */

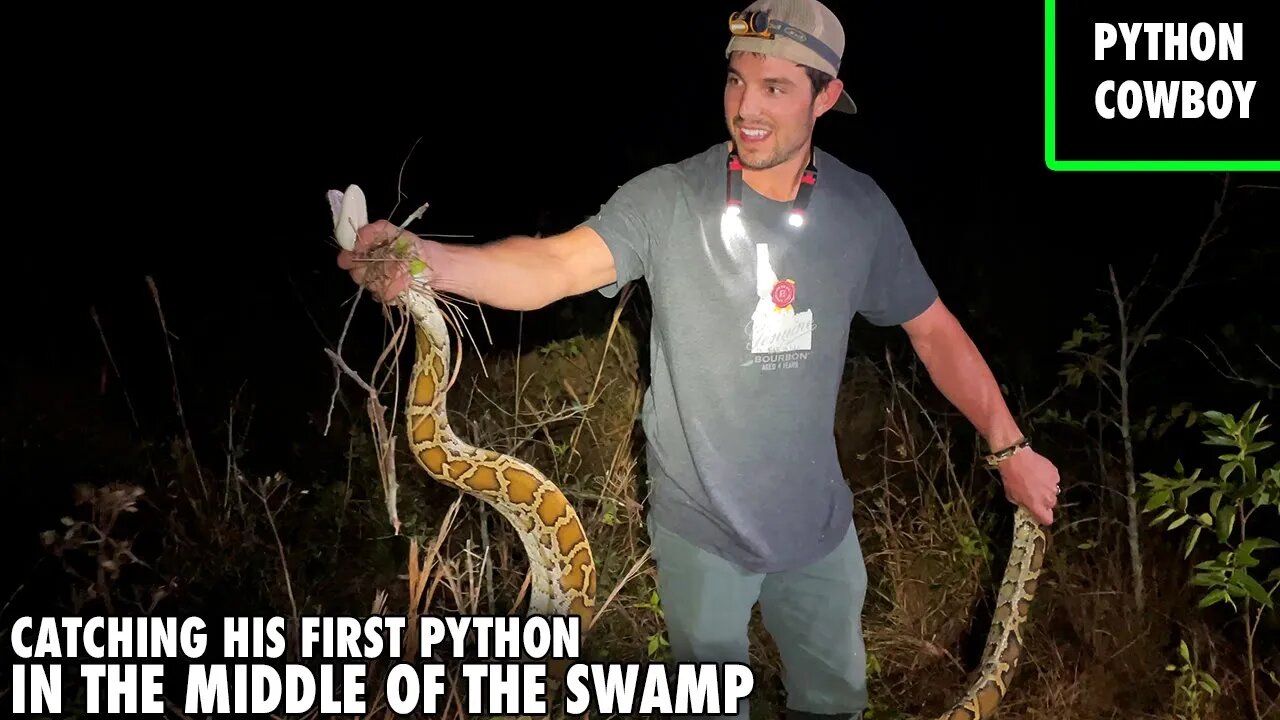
xmin=929 ymin=505 xmax=1047 ymax=719
xmin=328 ymin=184 xmax=598 ymax=633
xmin=328 ymin=184 xmax=1047 ymax=719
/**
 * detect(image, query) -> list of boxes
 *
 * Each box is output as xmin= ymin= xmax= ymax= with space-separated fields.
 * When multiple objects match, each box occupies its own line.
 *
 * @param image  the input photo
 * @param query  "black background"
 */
xmin=1054 ymin=1 xmax=1280 ymax=161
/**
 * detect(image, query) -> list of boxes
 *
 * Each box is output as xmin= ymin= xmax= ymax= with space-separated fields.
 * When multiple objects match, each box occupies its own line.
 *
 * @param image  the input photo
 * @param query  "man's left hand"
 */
xmin=997 ymin=449 xmax=1060 ymax=525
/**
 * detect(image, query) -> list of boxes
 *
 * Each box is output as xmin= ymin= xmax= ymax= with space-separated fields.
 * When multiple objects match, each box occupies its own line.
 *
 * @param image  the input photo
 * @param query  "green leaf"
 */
xmin=1201 ymin=410 xmax=1228 ymax=426
xmin=1239 ymin=538 xmax=1280 ymax=560
xmin=1242 ymin=401 xmax=1260 ymax=424
xmin=1186 ymin=526 xmax=1203 ymax=558
xmin=1189 ymin=571 xmax=1221 ymax=587
xmin=1178 ymin=640 xmax=1190 ymax=663
xmin=1150 ymin=507 xmax=1177 ymax=526
xmin=1221 ymin=461 xmax=1240 ymax=482
xmin=409 ymin=258 xmax=427 ymax=276
xmin=1144 ymin=490 xmax=1173 ymax=513
xmin=1248 ymin=440 xmax=1275 ymax=453
xmin=1236 ymin=573 xmax=1274 ymax=607
xmin=1168 ymin=514 xmax=1192 ymax=530
xmin=1216 ymin=506 xmax=1236 ymax=543
xmin=1196 ymin=553 xmax=1231 ymax=570
xmin=1199 ymin=588 xmax=1233 ymax=609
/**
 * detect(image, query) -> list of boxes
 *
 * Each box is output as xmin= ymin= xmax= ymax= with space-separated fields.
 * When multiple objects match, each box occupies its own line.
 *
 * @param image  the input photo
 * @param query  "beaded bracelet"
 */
xmin=983 ymin=436 xmax=1031 ymax=468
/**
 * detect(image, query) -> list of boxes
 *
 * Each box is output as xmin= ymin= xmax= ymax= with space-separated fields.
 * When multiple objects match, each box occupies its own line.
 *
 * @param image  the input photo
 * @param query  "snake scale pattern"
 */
xmin=328 ymin=184 xmax=1047 ymax=719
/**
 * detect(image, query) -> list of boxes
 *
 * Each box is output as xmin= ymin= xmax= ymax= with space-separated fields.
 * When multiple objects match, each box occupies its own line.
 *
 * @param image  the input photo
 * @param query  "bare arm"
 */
xmin=901 ymin=297 xmax=1061 ymax=524
xmin=418 ymin=225 xmax=618 ymax=311
xmin=901 ymin=297 xmax=1023 ymax=451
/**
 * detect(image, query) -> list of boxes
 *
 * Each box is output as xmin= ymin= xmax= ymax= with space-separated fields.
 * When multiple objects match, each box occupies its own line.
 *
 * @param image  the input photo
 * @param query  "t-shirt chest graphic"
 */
xmin=670 ymin=200 xmax=853 ymax=377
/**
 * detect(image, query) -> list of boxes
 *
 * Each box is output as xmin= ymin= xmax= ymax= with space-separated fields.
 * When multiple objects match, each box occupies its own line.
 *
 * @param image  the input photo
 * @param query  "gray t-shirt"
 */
xmin=580 ymin=141 xmax=937 ymax=573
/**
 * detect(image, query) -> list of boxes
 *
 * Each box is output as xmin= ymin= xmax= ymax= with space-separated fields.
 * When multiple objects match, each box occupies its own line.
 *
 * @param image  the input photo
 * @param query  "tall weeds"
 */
xmin=12 ymin=266 xmax=1274 ymax=719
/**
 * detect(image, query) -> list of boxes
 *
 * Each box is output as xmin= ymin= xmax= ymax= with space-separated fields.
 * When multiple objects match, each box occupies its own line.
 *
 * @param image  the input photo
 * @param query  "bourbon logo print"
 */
xmin=747 ymin=243 xmax=815 ymax=356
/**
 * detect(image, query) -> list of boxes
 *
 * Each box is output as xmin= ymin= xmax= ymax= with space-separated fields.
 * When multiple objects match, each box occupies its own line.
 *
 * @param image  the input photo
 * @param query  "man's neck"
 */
xmin=740 ymin=141 xmax=813 ymax=202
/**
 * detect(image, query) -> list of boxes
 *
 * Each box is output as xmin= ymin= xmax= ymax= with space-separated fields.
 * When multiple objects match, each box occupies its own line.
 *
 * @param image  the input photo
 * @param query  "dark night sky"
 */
xmin=16 ymin=3 xmax=1265 ymax=348
xmin=6 ymin=2 xmax=1276 ymax=602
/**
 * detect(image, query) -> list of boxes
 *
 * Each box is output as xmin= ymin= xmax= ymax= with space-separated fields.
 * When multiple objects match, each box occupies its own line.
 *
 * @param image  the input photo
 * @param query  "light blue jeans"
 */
xmin=646 ymin=516 xmax=868 ymax=720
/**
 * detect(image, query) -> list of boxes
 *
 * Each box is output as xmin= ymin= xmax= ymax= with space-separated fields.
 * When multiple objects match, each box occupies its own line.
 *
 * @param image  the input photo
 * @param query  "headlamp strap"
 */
xmin=726 ymin=152 xmax=745 ymax=213
xmin=791 ymin=160 xmax=817 ymax=222
xmin=725 ymin=144 xmax=818 ymax=226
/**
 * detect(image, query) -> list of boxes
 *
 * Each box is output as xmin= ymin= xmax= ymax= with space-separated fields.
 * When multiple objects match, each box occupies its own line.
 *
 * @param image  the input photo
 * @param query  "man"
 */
xmin=338 ymin=1 xmax=1060 ymax=717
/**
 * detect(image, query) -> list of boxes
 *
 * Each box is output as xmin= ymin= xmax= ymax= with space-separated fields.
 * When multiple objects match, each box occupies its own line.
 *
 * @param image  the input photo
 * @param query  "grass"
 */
xmin=6 ymin=279 xmax=1275 ymax=720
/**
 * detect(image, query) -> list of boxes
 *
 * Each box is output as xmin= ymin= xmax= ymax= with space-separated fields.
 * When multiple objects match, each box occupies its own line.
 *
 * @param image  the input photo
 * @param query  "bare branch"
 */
xmin=146 ymin=276 xmax=207 ymax=501
xmin=1258 ymin=343 xmax=1280 ymax=373
xmin=1127 ymin=175 xmax=1230 ymax=363
xmin=1098 ymin=375 xmax=1122 ymax=406
xmin=1109 ymin=264 xmax=1131 ymax=369
xmin=1179 ymin=336 xmax=1252 ymax=385
xmin=1124 ymin=253 xmax=1159 ymax=308
xmin=326 ymin=348 xmax=379 ymax=397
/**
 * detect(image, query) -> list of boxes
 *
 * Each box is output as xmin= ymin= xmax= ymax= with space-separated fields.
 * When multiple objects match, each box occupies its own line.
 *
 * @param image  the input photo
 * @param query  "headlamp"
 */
xmin=728 ymin=10 xmax=772 ymax=37
xmin=726 ymin=7 xmax=844 ymax=72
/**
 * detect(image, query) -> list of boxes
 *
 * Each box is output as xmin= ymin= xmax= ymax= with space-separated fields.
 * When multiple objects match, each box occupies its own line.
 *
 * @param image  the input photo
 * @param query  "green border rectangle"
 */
xmin=1044 ymin=0 xmax=1280 ymax=171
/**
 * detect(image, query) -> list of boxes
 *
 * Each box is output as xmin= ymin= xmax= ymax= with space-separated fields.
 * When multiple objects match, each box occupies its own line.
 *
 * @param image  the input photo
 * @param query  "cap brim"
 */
xmin=834 ymin=88 xmax=857 ymax=114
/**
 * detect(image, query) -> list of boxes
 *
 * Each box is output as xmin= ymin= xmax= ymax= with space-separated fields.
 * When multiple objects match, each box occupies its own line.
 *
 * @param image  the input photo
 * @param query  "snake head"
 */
xmin=327 ymin=183 xmax=368 ymax=252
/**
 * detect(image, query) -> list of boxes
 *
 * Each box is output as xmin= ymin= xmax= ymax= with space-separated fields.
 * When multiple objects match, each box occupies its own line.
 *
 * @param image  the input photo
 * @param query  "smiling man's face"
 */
xmin=723 ymin=50 xmax=840 ymax=170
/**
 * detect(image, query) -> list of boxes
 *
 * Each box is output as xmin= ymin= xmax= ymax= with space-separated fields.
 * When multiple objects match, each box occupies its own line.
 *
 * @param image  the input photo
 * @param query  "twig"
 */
xmin=145 ymin=276 xmax=207 ymax=501
xmin=569 ymin=283 xmax=634 ymax=459
xmin=388 ymin=136 xmax=423 ymax=223
xmin=1178 ymin=337 xmax=1280 ymax=390
xmin=245 ymin=473 xmax=300 ymax=655
xmin=325 ymin=284 xmax=365 ymax=436
xmin=588 ymin=547 xmax=652 ymax=634
xmin=326 ymin=347 xmax=379 ymax=396
xmin=1258 ymin=344 xmax=1280 ymax=373
xmin=89 ymin=306 xmax=140 ymax=428
xmin=90 ymin=306 xmax=163 ymax=489
xmin=1110 ymin=263 xmax=1146 ymax=613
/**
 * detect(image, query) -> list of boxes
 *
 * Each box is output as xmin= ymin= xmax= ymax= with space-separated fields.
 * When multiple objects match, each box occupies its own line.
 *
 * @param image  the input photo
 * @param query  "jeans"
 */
xmin=646 ymin=515 xmax=868 ymax=720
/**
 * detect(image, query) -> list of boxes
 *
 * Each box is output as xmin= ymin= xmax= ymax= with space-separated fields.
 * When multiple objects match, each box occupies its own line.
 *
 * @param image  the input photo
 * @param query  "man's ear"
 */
xmin=816 ymin=78 xmax=845 ymax=116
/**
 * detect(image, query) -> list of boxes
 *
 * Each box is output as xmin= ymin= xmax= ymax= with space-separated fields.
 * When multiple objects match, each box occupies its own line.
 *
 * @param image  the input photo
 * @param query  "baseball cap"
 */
xmin=725 ymin=0 xmax=858 ymax=113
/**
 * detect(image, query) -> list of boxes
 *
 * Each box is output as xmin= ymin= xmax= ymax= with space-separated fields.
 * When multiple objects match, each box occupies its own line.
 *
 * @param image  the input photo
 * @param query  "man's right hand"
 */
xmin=336 ymin=219 xmax=430 ymax=302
